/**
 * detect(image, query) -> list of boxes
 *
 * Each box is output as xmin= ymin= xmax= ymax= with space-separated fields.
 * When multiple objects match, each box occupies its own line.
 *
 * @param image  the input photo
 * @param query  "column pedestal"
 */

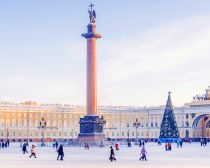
xmin=78 ymin=116 xmax=105 ymax=145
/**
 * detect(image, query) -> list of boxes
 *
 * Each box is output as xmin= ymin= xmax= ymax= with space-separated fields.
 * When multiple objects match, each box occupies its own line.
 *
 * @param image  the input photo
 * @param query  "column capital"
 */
xmin=81 ymin=23 xmax=101 ymax=39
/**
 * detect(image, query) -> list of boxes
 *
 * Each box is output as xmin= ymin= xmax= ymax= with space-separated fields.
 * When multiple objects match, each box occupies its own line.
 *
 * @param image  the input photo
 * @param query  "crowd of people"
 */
xmin=0 ymin=139 xmax=10 ymax=148
xmin=200 ymin=138 xmax=208 ymax=146
xmin=0 ymin=138 xmax=208 ymax=163
xmin=109 ymin=141 xmax=148 ymax=162
xmin=84 ymin=142 xmax=90 ymax=149
xmin=165 ymin=143 xmax=172 ymax=151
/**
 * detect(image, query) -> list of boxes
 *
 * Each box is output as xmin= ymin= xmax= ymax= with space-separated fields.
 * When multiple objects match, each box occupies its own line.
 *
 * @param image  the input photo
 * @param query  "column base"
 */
xmin=77 ymin=115 xmax=105 ymax=145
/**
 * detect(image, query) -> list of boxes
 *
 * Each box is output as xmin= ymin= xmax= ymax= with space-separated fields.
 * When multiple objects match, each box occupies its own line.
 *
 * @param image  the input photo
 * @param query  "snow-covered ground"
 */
xmin=0 ymin=142 xmax=209 ymax=168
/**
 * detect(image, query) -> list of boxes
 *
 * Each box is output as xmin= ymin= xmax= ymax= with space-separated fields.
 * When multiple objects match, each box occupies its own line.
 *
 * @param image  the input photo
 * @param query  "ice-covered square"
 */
xmin=0 ymin=143 xmax=209 ymax=168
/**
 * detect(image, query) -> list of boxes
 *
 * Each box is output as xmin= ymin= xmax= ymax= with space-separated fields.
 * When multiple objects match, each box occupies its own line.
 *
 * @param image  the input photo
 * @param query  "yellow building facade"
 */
xmin=0 ymin=97 xmax=210 ymax=142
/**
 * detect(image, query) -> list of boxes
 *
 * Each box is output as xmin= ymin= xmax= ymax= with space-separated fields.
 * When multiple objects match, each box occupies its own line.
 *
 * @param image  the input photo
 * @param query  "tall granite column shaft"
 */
xmin=82 ymin=23 xmax=101 ymax=115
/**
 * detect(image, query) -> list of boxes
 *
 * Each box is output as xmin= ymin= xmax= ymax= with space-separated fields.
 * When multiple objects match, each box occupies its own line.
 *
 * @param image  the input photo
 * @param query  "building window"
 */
xmin=18 ymin=120 xmax=22 ymax=127
xmin=64 ymin=120 xmax=67 ymax=128
xmin=24 ymin=120 xmax=27 ymax=127
xmin=47 ymin=120 xmax=50 ymax=127
xmin=53 ymin=121 xmax=57 ymax=127
xmin=12 ymin=120 xmax=16 ymax=127
xmin=155 ymin=122 xmax=158 ymax=127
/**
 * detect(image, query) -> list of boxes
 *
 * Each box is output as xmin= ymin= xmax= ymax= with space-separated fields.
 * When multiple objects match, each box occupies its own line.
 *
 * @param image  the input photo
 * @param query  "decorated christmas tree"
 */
xmin=159 ymin=92 xmax=179 ymax=142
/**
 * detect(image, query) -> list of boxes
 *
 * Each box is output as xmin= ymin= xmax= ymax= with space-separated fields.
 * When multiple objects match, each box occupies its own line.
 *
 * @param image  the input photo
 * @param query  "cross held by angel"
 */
xmin=88 ymin=3 xmax=96 ymax=23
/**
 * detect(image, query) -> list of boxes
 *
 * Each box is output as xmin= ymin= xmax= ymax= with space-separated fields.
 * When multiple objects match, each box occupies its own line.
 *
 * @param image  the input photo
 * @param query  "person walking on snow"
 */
xmin=139 ymin=145 xmax=147 ymax=161
xmin=22 ymin=142 xmax=28 ymax=154
xmin=115 ymin=143 xmax=119 ymax=150
xmin=165 ymin=143 xmax=168 ymax=151
xmin=57 ymin=144 xmax=64 ymax=161
xmin=29 ymin=145 xmax=37 ymax=158
xmin=109 ymin=146 xmax=116 ymax=162
xmin=177 ymin=140 xmax=180 ymax=148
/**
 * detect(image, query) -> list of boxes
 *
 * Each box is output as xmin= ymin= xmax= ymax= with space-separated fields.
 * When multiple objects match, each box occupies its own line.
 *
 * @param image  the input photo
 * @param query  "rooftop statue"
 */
xmin=88 ymin=3 xmax=96 ymax=23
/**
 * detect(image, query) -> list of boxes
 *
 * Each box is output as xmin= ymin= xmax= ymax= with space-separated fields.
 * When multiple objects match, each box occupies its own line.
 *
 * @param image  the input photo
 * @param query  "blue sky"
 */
xmin=0 ymin=0 xmax=210 ymax=106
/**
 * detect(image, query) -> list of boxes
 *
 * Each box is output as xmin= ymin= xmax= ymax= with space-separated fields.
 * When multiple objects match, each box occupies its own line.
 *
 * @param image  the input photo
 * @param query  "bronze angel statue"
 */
xmin=88 ymin=3 xmax=96 ymax=23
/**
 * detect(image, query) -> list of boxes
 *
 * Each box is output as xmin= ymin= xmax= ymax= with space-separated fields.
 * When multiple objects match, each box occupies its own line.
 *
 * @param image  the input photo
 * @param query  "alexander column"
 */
xmin=78 ymin=3 xmax=105 ymax=145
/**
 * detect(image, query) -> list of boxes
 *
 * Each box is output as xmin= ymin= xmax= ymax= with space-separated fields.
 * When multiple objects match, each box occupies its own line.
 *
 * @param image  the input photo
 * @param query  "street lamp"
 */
xmin=5 ymin=127 xmax=9 ymax=146
xmin=127 ymin=123 xmax=131 ymax=147
xmin=38 ymin=117 xmax=58 ymax=147
xmin=38 ymin=117 xmax=46 ymax=146
xmin=133 ymin=118 xmax=141 ymax=144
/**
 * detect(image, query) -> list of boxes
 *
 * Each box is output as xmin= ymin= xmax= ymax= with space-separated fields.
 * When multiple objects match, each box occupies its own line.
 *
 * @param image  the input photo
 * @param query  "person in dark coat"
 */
xmin=57 ymin=144 xmax=64 ymax=161
xmin=109 ymin=146 xmax=116 ymax=162
xmin=6 ymin=139 xmax=9 ymax=147
xmin=168 ymin=143 xmax=172 ymax=151
xmin=22 ymin=142 xmax=28 ymax=154
xmin=180 ymin=140 xmax=183 ymax=148
xmin=55 ymin=142 xmax=58 ymax=149
xmin=139 ymin=140 xmax=142 ymax=147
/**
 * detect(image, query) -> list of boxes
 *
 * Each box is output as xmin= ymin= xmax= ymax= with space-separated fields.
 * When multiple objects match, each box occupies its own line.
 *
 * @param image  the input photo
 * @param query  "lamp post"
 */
xmin=71 ymin=128 xmax=74 ymax=140
xmin=127 ymin=123 xmax=131 ymax=147
xmin=6 ymin=127 xmax=9 ymax=146
xmin=133 ymin=118 xmax=141 ymax=144
xmin=147 ymin=109 xmax=150 ymax=140
xmin=38 ymin=117 xmax=46 ymax=146
xmin=38 ymin=117 xmax=58 ymax=147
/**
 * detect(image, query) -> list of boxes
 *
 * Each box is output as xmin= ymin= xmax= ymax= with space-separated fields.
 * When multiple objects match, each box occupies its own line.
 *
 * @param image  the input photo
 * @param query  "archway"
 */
xmin=192 ymin=114 xmax=210 ymax=138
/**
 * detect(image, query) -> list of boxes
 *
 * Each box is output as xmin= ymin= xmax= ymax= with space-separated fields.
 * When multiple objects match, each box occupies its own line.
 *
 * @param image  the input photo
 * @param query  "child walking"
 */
xmin=29 ymin=144 xmax=37 ymax=158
